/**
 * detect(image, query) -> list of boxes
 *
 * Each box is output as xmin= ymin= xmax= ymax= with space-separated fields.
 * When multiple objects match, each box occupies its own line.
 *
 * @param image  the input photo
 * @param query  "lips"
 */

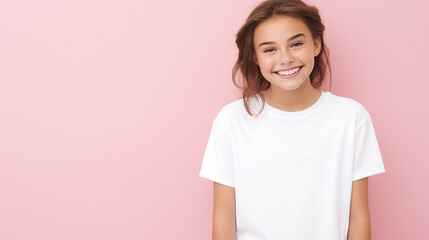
xmin=274 ymin=66 xmax=303 ymax=77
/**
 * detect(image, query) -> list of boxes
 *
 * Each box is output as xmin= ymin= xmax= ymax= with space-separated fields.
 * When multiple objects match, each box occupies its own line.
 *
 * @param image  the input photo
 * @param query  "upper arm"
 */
xmin=349 ymin=177 xmax=370 ymax=220
xmin=213 ymin=182 xmax=236 ymax=224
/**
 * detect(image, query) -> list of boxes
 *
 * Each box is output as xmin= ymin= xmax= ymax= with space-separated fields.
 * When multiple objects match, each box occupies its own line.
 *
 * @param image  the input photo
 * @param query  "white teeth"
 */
xmin=277 ymin=67 xmax=300 ymax=76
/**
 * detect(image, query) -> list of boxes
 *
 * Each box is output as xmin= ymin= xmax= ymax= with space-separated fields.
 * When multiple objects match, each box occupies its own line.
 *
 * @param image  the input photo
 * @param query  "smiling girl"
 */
xmin=199 ymin=0 xmax=386 ymax=239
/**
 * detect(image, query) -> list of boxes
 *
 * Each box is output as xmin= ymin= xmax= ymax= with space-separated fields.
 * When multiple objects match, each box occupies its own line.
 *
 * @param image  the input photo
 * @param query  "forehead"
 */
xmin=253 ymin=15 xmax=311 ymax=43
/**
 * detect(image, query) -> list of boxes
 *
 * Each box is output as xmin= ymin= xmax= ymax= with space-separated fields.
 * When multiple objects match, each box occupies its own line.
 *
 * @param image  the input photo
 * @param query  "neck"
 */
xmin=262 ymin=80 xmax=322 ymax=112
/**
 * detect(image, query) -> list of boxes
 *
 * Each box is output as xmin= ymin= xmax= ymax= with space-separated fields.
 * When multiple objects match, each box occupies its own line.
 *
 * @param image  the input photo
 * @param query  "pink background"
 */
xmin=0 ymin=0 xmax=428 ymax=239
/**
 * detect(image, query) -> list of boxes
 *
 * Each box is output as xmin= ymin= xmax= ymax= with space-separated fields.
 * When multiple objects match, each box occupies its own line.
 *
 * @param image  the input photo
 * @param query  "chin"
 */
xmin=278 ymin=81 xmax=306 ymax=91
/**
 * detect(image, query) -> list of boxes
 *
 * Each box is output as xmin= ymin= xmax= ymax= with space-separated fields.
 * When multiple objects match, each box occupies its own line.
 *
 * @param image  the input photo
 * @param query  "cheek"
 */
xmin=258 ymin=57 xmax=274 ymax=72
xmin=259 ymin=64 xmax=273 ymax=78
xmin=258 ymin=64 xmax=274 ymax=81
xmin=300 ymin=50 xmax=316 ymax=63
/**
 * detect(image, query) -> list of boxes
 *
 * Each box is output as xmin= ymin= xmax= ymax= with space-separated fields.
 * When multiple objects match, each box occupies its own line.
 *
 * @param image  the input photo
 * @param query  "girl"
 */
xmin=199 ymin=0 xmax=386 ymax=239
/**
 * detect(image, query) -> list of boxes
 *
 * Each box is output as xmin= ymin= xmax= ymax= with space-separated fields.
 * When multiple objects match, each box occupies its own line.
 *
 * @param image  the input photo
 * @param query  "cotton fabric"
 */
xmin=199 ymin=91 xmax=386 ymax=240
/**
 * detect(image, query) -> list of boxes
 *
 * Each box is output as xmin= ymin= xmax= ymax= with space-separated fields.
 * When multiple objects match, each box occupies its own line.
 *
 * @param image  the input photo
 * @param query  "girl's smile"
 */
xmin=274 ymin=66 xmax=303 ymax=78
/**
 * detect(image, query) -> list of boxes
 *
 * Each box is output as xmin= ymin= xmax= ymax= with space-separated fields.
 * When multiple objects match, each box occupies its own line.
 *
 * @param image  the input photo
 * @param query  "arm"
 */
xmin=213 ymin=182 xmax=237 ymax=240
xmin=347 ymin=177 xmax=371 ymax=240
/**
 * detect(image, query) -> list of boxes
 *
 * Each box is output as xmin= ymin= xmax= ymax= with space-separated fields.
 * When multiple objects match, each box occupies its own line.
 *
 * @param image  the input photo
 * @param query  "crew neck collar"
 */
xmin=260 ymin=91 xmax=330 ymax=118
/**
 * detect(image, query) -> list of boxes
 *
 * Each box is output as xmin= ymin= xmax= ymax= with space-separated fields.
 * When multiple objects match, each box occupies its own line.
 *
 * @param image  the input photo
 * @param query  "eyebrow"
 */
xmin=257 ymin=33 xmax=306 ymax=48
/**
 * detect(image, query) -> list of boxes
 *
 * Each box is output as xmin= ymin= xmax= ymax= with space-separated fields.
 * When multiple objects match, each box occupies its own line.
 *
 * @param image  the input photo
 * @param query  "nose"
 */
xmin=279 ymin=48 xmax=294 ymax=65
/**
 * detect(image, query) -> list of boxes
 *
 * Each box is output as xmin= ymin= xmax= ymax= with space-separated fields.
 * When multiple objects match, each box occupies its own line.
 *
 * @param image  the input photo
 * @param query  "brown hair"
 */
xmin=232 ymin=0 xmax=331 ymax=117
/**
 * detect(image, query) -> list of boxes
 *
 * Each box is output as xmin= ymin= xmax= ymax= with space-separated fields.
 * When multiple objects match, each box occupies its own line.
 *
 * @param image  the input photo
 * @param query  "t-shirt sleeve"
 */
xmin=199 ymin=120 xmax=235 ymax=188
xmin=352 ymin=114 xmax=386 ymax=181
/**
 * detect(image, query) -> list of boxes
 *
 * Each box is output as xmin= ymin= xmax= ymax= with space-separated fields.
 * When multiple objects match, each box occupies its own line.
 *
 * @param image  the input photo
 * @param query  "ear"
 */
xmin=313 ymin=37 xmax=322 ymax=57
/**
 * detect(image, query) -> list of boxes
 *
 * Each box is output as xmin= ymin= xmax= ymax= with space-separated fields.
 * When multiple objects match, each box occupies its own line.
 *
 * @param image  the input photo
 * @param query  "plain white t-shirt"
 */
xmin=199 ymin=91 xmax=386 ymax=240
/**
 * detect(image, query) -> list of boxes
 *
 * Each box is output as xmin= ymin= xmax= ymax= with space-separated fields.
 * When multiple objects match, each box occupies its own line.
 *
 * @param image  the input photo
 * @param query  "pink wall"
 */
xmin=0 ymin=0 xmax=427 ymax=239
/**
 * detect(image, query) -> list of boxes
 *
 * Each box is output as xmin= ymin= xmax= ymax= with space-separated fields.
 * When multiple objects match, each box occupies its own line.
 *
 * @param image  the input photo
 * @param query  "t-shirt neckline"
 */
xmin=262 ymin=91 xmax=329 ymax=118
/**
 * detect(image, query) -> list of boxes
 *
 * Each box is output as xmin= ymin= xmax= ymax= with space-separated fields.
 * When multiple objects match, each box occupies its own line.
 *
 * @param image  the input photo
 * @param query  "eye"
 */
xmin=263 ymin=48 xmax=275 ymax=53
xmin=291 ymin=42 xmax=303 ymax=48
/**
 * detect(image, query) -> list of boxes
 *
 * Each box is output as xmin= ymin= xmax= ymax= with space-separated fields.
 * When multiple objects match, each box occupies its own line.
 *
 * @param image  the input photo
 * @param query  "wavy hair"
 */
xmin=232 ymin=0 xmax=331 ymax=117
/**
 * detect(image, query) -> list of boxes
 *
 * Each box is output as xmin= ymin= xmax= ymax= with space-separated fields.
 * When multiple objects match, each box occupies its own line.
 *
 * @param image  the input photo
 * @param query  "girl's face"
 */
xmin=253 ymin=15 xmax=321 ymax=92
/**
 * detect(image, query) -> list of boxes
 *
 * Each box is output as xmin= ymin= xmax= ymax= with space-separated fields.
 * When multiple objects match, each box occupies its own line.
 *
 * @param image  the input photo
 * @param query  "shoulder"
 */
xmin=213 ymin=98 xmax=244 ymax=125
xmin=211 ymin=96 xmax=258 ymax=135
xmin=325 ymin=91 xmax=371 ymax=126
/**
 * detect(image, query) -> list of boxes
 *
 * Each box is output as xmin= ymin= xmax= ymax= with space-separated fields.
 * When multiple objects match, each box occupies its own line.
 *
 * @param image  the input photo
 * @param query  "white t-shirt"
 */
xmin=199 ymin=91 xmax=386 ymax=240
